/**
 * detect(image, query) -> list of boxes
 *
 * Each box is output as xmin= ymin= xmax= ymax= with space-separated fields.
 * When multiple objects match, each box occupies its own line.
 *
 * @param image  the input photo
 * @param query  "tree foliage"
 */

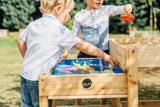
xmin=74 ymin=0 xmax=86 ymax=11
xmin=0 ymin=0 xmax=159 ymax=32
xmin=131 ymin=0 xmax=149 ymax=30
xmin=103 ymin=0 xmax=150 ymax=33
xmin=0 ymin=0 xmax=36 ymax=30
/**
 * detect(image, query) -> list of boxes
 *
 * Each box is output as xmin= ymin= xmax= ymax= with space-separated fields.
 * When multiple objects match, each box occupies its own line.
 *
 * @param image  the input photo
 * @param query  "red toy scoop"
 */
xmin=121 ymin=15 xmax=135 ymax=21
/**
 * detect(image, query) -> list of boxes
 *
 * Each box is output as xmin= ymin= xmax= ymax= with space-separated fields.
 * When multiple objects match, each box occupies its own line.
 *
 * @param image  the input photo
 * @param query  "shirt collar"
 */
xmin=81 ymin=6 xmax=102 ymax=12
xmin=42 ymin=14 xmax=59 ymax=21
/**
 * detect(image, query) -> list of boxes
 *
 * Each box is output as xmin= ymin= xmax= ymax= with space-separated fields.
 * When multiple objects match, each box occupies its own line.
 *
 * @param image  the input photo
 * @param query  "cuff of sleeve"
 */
xmin=20 ymin=36 xmax=26 ymax=42
xmin=19 ymin=29 xmax=27 ymax=42
xmin=119 ymin=6 xmax=125 ymax=14
xmin=67 ymin=38 xmax=81 ymax=51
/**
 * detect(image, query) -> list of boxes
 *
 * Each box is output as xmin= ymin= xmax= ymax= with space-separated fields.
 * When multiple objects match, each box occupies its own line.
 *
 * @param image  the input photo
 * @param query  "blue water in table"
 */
xmin=52 ymin=58 xmax=124 ymax=75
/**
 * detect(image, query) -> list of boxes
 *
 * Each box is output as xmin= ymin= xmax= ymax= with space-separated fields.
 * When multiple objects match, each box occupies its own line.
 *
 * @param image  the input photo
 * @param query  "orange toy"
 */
xmin=121 ymin=15 xmax=135 ymax=21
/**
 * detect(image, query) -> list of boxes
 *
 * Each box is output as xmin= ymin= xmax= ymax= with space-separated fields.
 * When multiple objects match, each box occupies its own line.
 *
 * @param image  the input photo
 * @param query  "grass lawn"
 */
xmin=0 ymin=32 xmax=160 ymax=107
xmin=0 ymin=33 xmax=22 ymax=107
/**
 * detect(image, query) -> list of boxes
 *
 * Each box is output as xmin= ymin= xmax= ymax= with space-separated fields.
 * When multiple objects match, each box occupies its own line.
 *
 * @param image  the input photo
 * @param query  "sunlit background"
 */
xmin=0 ymin=0 xmax=160 ymax=107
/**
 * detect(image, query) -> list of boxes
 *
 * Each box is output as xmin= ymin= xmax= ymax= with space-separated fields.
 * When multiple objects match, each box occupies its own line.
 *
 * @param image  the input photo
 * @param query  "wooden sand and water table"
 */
xmin=39 ymin=38 xmax=160 ymax=107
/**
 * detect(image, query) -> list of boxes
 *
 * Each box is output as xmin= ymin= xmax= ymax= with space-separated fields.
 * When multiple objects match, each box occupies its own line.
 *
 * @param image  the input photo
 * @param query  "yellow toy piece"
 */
xmin=108 ymin=64 xmax=113 ymax=68
xmin=73 ymin=62 xmax=82 ymax=68
xmin=73 ymin=61 xmax=95 ymax=71
xmin=82 ymin=62 xmax=87 ymax=70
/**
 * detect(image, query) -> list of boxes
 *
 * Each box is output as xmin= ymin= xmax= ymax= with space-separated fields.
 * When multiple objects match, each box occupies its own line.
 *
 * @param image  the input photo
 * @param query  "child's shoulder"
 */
xmin=101 ymin=5 xmax=116 ymax=8
xmin=74 ymin=9 xmax=87 ymax=18
xmin=101 ymin=5 xmax=123 ymax=11
xmin=75 ymin=9 xmax=86 ymax=15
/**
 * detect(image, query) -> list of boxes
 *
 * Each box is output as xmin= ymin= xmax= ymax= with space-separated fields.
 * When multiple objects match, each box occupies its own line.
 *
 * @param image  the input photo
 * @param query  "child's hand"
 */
xmin=58 ymin=49 xmax=70 ymax=62
xmin=124 ymin=4 xmax=132 ymax=16
xmin=103 ymin=54 xmax=118 ymax=68
xmin=58 ymin=53 xmax=68 ymax=62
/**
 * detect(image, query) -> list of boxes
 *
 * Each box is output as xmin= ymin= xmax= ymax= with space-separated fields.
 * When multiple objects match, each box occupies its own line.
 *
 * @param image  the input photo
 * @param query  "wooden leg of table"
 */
xmin=112 ymin=98 xmax=120 ymax=107
xmin=52 ymin=99 xmax=56 ymax=107
xmin=39 ymin=96 xmax=49 ymax=107
xmin=100 ymin=98 xmax=107 ymax=105
xmin=127 ymin=48 xmax=138 ymax=107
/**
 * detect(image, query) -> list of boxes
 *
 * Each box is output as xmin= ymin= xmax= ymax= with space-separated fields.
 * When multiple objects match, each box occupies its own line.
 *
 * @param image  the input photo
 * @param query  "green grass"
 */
xmin=0 ymin=32 xmax=160 ymax=107
xmin=0 ymin=32 xmax=22 ymax=107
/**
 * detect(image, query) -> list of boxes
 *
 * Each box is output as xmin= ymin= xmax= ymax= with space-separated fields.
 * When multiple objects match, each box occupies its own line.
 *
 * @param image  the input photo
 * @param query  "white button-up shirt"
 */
xmin=72 ymin=5 xmax=125 ymax=50
xmin=20 ymin=14 xmax=81 ymax=81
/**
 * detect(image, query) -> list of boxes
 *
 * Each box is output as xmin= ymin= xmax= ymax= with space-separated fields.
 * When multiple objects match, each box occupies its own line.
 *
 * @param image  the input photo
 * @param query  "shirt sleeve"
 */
xmin=103 ymin=5 xmax=125 ymax=16
xmin=71 ymin=15 xmax=81 ymax=37
xmin=20 ymin=26 xmax=29 ymax=42
xmin=59 ymin=26 xmax=81 ymax=50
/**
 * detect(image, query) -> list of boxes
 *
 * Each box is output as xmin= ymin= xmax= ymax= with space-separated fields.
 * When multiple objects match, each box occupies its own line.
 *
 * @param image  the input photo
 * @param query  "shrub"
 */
xmin=65 ymin=19 xmax=74 ymax=30
xmin=143 ymin=26 xmax=152 ymax=31
xmin=0 ymin=0 xmax=36 ymax=30
xmin=135 ymin=32 xmax=142 ymax=38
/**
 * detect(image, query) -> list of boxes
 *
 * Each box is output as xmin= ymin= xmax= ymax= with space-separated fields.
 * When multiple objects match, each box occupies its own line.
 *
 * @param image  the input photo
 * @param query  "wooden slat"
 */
xmin=57 ymin=105 xmax=111 ymax=107
xmin=112 ymin=98 xmax=120 ymax=107
xmin=39 ymin=96 xmax=48 ymax=107
xmin=127 ymin=47 xmax=138 ymax=107
xmin=138 ymin=67 xmax=160 ymax=71
xmin=39 ymin=74 xmax=127 ymax=96
xmin=52 ymin=99 xmax=56 ymax=107
xmin=121 ymin=100 xmax=160 ymax=107
xmin=113 ymin=38 xmax=160 ymax=45
xmin=109 ymin=39 xmax=128 ymax=71
xmin=48 ymin=95 xmax=127 ymax=99
xmin=137 ymin=46 xmax=160 ymax=68
xmin=55 ymin=100 xmax=160 ymax=107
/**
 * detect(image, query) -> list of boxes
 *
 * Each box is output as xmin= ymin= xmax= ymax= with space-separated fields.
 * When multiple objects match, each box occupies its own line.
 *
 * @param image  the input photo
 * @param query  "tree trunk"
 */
xmin=149 ymin=1 xmax=153 ymax=31
xmin=153 ymin=8 xmax=157 ymax=31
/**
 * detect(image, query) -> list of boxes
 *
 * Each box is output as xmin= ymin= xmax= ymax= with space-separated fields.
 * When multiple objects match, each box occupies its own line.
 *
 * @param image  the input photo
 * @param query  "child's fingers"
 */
xmin=58 ymin=58 xmax=62 ymax=62
xmin=109 ymin=55 xmax=118 ymax=65
xmin=127 ymin=12 xmax=131 ymax=16
xmin=113 ymin=58 xmax=118 ymax=66
xmin=124 ymin=4 xmax=132 ymax=16
xmin=125 ymin=8 xmax=132 ymax=16
xmin=110 ymin=60 xmax=115 ymax=68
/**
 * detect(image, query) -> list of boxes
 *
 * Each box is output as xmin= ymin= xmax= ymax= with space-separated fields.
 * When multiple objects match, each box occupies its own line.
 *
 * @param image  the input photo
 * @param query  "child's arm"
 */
xmin=104 ymin=4 xmax=132 ymax=16
xmin=17 ymin=38 xmax=27 ymax=58
xmin=74 ymin=40 xmax=118 ymax=67
xmin=59 ymin=49 xmax=70 ymax=62
xmin=59 ymin=15 xmax=81 ymax=62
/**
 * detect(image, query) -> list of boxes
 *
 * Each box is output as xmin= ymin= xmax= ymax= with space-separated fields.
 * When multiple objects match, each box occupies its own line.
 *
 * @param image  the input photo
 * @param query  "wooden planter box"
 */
xmin=39 ymin=46 xmax=138 ymax=107
xmin=109 ymin=38 xmax=160 ymax=107
xmin=109 ymin=38 xmax=160 ymax=71
xmin=39 ymin=73 xmax=128 ymax=106
xmin=39 ymin=72 xmax=133 ymax=107
xmin=39 ymin=38 xmax=160 ymax=107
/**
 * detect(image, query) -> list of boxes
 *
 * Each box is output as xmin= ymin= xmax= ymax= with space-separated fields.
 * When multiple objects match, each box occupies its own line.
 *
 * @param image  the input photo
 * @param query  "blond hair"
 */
xmin=40 ymin=0 xmax=73 ymax=13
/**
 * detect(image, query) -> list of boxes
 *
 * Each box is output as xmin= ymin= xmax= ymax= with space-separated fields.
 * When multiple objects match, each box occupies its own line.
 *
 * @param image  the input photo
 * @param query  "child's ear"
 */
xmin=53 ymin=5 xmax=64 ymax=15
